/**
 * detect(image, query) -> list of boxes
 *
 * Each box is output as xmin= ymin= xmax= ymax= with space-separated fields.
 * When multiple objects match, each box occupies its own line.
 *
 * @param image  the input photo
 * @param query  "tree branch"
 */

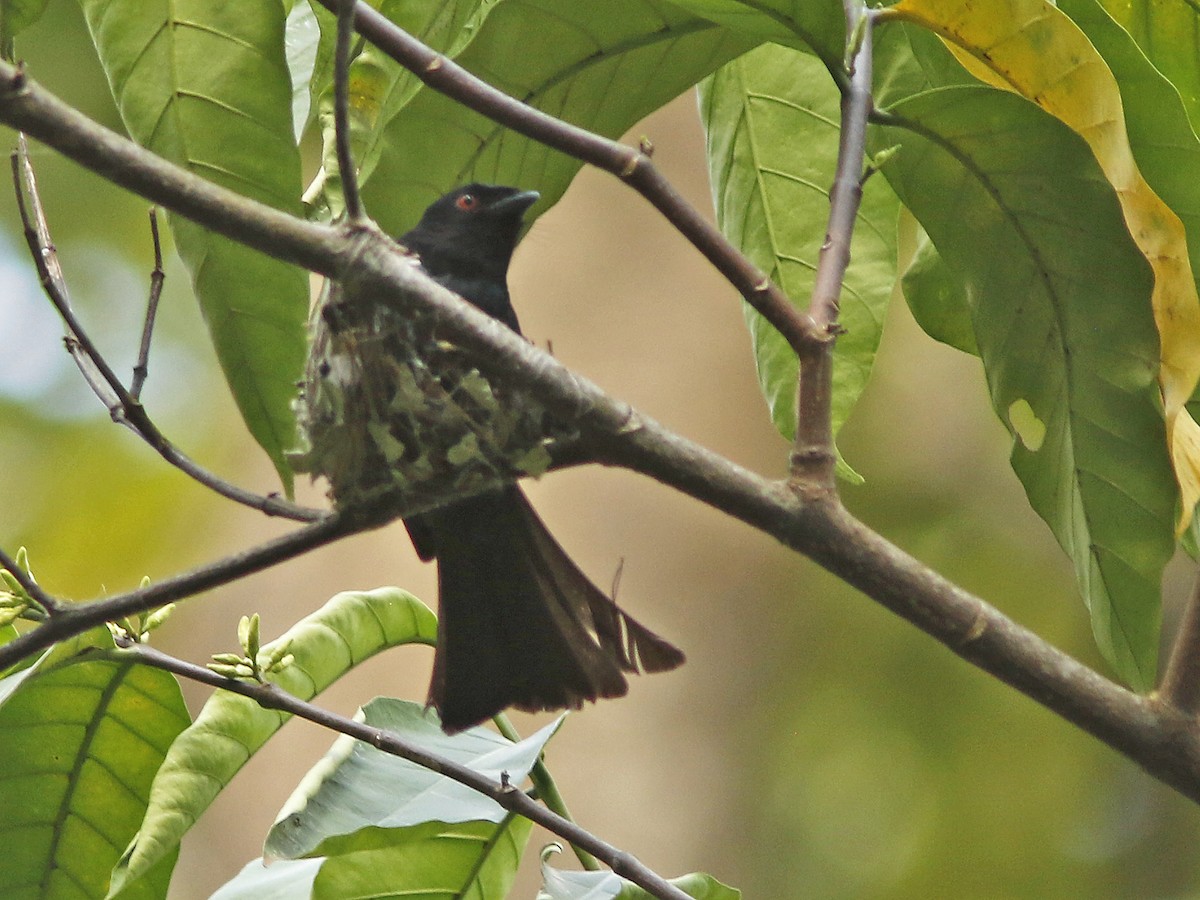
xmin=1161 ymin=569 xmax=1200 ymax=714
xmin=4 ymin=57 xmax=1200 ymax=803
xmin=333 ymin=0 xmax=365 ymax=222
xmin=130 ymin=207 xmax=165 ymax=401
xmin=11 ymin=133 xmax=321 ymax=522
xmin=0 ymin=511 xmax=359 ymax=672
xmin=116 ymin=640 xmax=691 ymax=900
xmin=789 ymin=2 xmax=877 ymax=490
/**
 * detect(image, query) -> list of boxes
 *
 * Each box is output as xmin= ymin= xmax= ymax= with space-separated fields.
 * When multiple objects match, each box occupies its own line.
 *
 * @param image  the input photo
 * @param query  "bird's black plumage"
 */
xmin=399 ymin=183 xmax=685 ymax=732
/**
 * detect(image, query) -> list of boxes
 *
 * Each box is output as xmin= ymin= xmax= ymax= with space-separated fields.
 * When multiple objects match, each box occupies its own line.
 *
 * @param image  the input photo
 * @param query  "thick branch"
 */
xmin=119 ymin=641 xmax=690 ymax=900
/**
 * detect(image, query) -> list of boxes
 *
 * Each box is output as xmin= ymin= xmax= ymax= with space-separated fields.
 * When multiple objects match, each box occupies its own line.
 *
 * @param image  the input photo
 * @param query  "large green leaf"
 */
xmin=266 ymin=699 xmax=559 ymax=859
xmin=358 ymin=0 xmax=755 ymax=236
xmin=698 ymin=43 xmax=899 ymax=478
xmin=218 ymin=700 xmax=554 ymax=899
xmin=874 ymin=86 xmax=1176 ymax=689
xmin=109 ymin=588 xmax=437 ymax=896
xmin=0 ymin=630 xmax=190 ymax=900
xmin=77 ymin=0 xmax=308 ymax=492
xmin=886 ymin=0 xmax=1200 ymax=369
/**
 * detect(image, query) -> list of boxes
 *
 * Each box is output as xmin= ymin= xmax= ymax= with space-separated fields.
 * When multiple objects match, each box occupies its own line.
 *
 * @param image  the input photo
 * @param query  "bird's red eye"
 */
xmin=455 ymin=193 xmax=479 ymax=211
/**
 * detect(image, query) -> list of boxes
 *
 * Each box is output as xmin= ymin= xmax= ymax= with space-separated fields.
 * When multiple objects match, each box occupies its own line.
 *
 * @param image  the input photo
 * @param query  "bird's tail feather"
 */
xmin=418 ymin=486 xmax=684 ymax=732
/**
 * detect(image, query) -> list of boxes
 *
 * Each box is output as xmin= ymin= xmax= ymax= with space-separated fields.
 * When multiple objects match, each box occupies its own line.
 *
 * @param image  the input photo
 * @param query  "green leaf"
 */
xmin=239 ymin=700 xmax=555 ymax=899
xmin=313 ymin=817 xmax=532 ymax=900
xmin=0 ymin=629 xmax=190 ymax=900
xmin=874 ymin=85 xmax=1176 ymax=689
xmin=284 ymin=0 xmax=322 ymax=140
xmin=539 ymin=848 xmax=741 ymax=900
xmin=698 ymin=43 xmax=900 ymax=480
xmin=659 ymin=0 xmax=843 ymax=64
xmin=78 ymin=0 xmax=308 ymax=492
xmin=358 ymin=0 xmax=755 ymax=236
xmin=898 ymin=212 xmax=975 ymax=355
xmin=1098 ymin=0 xmax=1200 ymax=134
xmin=1 ymin=0 xmax=49 ymax=45
xmin=266 ymin=699 xmax=560 ymax=859
xmin=109 ymin=588 xmax=436 ymax=896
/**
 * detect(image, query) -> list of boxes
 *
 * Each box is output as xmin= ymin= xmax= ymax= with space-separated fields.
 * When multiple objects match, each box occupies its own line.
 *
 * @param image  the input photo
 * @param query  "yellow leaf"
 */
xmin=889 ymin=0 xmax=1200 ymax=531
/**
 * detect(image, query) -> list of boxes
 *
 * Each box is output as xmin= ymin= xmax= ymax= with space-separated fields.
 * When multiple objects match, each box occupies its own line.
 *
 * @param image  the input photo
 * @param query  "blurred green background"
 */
xmin=4 ymin=4 xmax=1200 ymax=898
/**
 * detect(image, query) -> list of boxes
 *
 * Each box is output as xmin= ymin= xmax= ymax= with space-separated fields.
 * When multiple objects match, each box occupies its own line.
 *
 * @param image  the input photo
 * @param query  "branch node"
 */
xmin=619 ymin=153 xmax=641 ymax=179
xmin=960 ymin=608 xmax=988 ymax=645
xmin=424 ymin=56 xmax=445 ymax=73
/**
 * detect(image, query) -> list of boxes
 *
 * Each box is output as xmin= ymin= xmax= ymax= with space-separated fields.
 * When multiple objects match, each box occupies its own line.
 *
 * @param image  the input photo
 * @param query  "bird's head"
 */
xmin=402 ymin=183 xmax=540 ymax=281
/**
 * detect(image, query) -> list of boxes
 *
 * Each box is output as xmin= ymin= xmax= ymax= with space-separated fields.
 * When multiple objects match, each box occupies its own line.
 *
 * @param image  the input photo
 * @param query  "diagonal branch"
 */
xmin=4 ymin=58 xmax=1200 ymax=803
xmin=117 ymin=640 xmax=689 ymax=900
xmin=0 ymin=511 xmax=358 ymax=672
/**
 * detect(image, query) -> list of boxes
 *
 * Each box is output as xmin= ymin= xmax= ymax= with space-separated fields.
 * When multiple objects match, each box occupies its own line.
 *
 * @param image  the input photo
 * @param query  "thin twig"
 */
xmin=0 ymin=510 xmax=357 ymax=672
xmin=789 ymin=2 xmax=876 ymax=489
xmin=130 ymin=208 xmax=165 ymax=400
xmin=312 ymin=0 xmax=816 ymax=357
xmin=117 ymin=641 xmax=689 ymax=900
xmin=333 ymin=0 xmax=365 ymax=221
xmin=1160 ymin=569 xmax=1200 ymax=714
xmin=13 ymin=136 xmax=123 ymax=412
xmin=10 ymin=140 xmax=321 ymax=522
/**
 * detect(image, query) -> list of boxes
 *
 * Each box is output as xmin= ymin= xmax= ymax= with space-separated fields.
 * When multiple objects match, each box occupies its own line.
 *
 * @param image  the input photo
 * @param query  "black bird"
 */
xmin=398 ymin=183 xmax=685 ymax=732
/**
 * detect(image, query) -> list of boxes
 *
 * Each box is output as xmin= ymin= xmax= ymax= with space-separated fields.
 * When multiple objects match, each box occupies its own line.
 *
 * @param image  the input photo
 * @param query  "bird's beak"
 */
xmin=491 ymin=189 xmax=540 ymax=218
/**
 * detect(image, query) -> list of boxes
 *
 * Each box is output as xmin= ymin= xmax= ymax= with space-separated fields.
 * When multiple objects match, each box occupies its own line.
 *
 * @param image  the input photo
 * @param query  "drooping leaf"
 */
xmin=109 ymin=588 xmax=436 ymax=896
xmin=698 ymin=43 xmax=900 ymax=479
xmin=266 ymin=699 xmax=559 ymax=859
xmin=77 ymin=0 xmax=308 ymax=492
xmin=236 ymin=701 xmax=557 ymax=899
xmin=0 ymin=629 xmax=190 ymax=900
xmin=891 ymin=0 xmax=1200 ymax=534
xmin=357 ymin=0 xmax=755 ymax=236
xmin=874 ymin=85 xmax=1176 ymax=690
